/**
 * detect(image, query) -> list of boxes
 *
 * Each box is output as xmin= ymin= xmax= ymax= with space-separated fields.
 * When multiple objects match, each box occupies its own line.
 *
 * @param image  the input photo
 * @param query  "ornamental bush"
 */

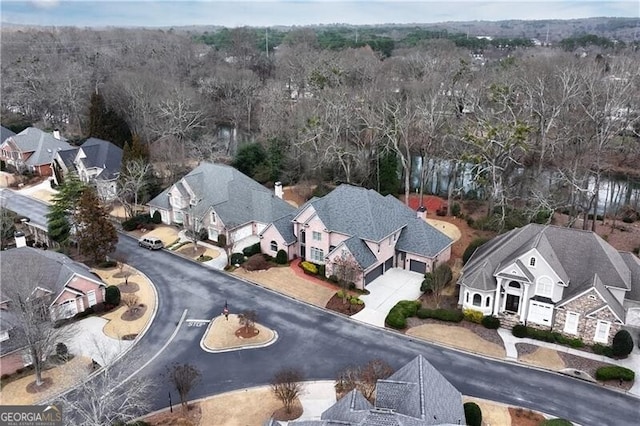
xmin=230 ymin=252 xmax=246 ymax=265
xmin=152 ymin=210 xmax=162 ymax=224
xmin=242 ymin=242 xmax=262 ymax=257
xmin=540 ymin=419 xmax=573 ymax=425
xmin=386 ymin=312 xmax=407 ymax=329
xmin=385 ymin=300 xmax=421 ymax=329
xmin=612 ymin=329 xmax=634 ymax=358
xmin=595 ymin=366 xmax=635 ymax=382
xmin=56 ymin=342 xmax=69 ymax=362
xmin=592 ymin=343 xmax=614 ymax=358
xmin=301 ymin=261 xmax=318 ymax=275
xmin=416 ymin=308 xmax=464 ymax=322
xmin=275 ymin=249 xmax=288 ymax=265
xmin=512 ymin=324 xmax=528 ymax=338
xmin=217 ymin=234 xmax=227 ymax=248
xmin=463 ymin=402 xmax=482 ymax=426
xmin=420 ymin=272 xmax=434 ymax=292
xmin=463 ymin=308 xmax=484 ymax=324
xmin=481 ymin=315 xmax=501 ymax=329
xmin=105 ymin=285 xmax=121 ymax=306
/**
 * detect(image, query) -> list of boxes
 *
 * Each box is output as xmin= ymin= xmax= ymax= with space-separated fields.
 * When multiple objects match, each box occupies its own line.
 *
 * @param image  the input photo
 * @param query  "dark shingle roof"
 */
xmin=6 ymin=127 xmax=72 ymax=166
xmin=268 ymin=213 xmax=297 ymax=245
xmin=460 ymin=224 xmax=632 ymax=297
xmin=621 ymin=253 xmax=640 ymax=303
xmin=342 ymin=237 xmax=376 ymax=270
xmin=55 ymin=147 xmax=79 ymax=172
xmin=1 ymin=125 xmax=15 ymax=143
xmin=79 ymin=138 xmax=123 ymax=180
xmin=148 ymin=163 xmax=295 ymax=228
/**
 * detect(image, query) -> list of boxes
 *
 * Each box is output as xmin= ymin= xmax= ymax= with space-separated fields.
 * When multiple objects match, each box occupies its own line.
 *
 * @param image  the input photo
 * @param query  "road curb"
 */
xmin=199 ymin=316 xmax=279 ymax=353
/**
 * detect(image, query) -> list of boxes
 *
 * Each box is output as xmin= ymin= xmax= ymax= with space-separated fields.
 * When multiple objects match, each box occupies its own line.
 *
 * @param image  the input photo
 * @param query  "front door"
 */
xmin=505 ymin=294 xmax=520 ymax=313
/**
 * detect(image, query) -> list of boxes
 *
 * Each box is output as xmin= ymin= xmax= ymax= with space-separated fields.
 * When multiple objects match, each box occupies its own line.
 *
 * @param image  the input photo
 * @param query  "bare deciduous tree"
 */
xmin=117 ymin=159 xmax=151 ymax=219
xmin=121 ymin=293 xmax=139 ymax=310
xmin=166 ymin=362 xmax=202 ymax=411
xmin=238 ymin=310 xmax=258 ymax=334
xmin=271 ymin=368 xmax=305 ymax=414
xmin=336 ymin=359 xmax=394 ymax=403
xmin=331 ymin=253 xmax=361 ymax=304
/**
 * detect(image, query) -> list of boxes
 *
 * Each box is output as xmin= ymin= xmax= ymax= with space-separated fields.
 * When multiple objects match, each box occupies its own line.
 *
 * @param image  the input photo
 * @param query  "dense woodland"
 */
xmin=1 ymin=23 xmax=639 ymax=231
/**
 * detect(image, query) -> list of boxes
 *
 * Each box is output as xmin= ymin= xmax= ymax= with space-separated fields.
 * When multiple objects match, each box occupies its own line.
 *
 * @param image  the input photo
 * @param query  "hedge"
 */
xmin=275 ymin=249 xmax=288 ymax=264
xmin=416 ymin=308 xmax=464 ymax=322
xmin=463 ymin=308 xmax=484 ymax=324
xmin=595 ymin=366 xmax=635 ymax=382
xmin=512 ymin=324 xmax=528 ymax=338
xmin=540 ymin=420 xmax=573 ymax=426
xmin=481 ymin=316 xmax=501 ymax=329
xmin=301 ymin=261 xmax=318 ymax=275
xmin=510 ymin=325 xmax=584 ymax=348
xmin=385 ymin=300 xmax=421 ymax=329
xmin=242 ymin=242 xmax=262 ymax=257
xmin=592 ymin=343 xmax=614 ymax=358
xmin=122 ymin=213 xmax=154 ymax=231
xmin=463 ymin=402 xmax=482 ymax=426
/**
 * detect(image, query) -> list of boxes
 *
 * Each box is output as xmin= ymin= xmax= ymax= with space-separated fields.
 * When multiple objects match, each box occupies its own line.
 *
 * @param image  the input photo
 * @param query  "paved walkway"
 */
xmin=279 ymin=381 xmax=337 ymax=425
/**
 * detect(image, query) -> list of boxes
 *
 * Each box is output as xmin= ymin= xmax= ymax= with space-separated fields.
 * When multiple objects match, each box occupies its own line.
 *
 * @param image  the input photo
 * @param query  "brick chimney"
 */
xmin=416 ymin=206 xmax=427 ymax=220
xmin=274 ymin=181 xmax=283 ymax=199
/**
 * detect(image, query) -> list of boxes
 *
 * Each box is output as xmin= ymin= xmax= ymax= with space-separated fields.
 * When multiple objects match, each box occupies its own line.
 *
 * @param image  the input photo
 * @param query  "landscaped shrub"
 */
xmin=105 ymin=285 xmax=121 ymax=306
xmin=151 ymin=210 xmax=162 ymax=224
xmin=592 ymin=343 xmax=614 ymax=358
xmin=385 ymin=312 xmax=407 ymax=329
xmin=317 ymin=263 xmax=326 ymax=277
xmin=416 ymin=308 xmax=464 ymax=322
xmin=612 ymin=329 xmax=634 ymax=358
xmin=421 ymin=272 xmax=434 ymax=292
xmin=336 ymin=290 xmax=346 ymax=299
xmin=98 ymin=260 xmax=117 ymax=268
xmin=540 ymin=419 xmax=573 ymax=425
xmin=242 ymin=242 xmax=262 ymax=257
xmin=525 ymin=328 xmax=557 ymax=343
xmin=451 ymin=202 xmax=461 ymax=217
xmin=463 ymin=402 xmax=482 ymax=426
xmin=555 ymin=335 xmax=584 ymax=348
xmin=463 ymin=308 xmax=484 ymax=324
xmin=196 ymin=255 xmax=213 ymax=262
xmin=462 ymin=238 xmax=489 ymax=265
xmin=275 ymin=249 xmax=288 ymax=265
xmin=349 ymin=296 xmax=364 ymax=305
xmin=301 ymin=261 xmax=318 ymax=275
xmin=512 ymin=324 xmax=528 ymax=338
xmin=217 ymin=234 xmax=227 ymax=248
xmin=56 ymin=342 xmax=69 ymax=362
xmin=243 ymin=254 xmax=270 ymax=271
xmin=122 ymin=213 xmax=154 ymax=231
xmin=198 ymin=228 xmax=209 ymax=241
xmin=595 ymin=366 xmax=635 ymax=382
xmin=481 ymin=315 xmax=501 ymax=329
xmin=385 ymin=300 xmax=421 ymax=329
xmin=230 ymin=252 xmax=246 ymax=265
xmin=328 ymin=274 xmax=339 ymax=284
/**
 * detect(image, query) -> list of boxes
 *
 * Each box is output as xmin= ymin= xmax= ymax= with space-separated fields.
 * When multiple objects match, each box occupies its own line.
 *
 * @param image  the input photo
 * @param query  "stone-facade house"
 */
xmin=0 ymin=127 xmax=72 ymax=176
xmin=148 ymin=162 xmax=295 ymax=244
xmin=0 ymin=247 xmax=107 ymax=376
xmin=52 ymin=137 xmax=123 ymax=201
xmin=268 ymin=354 xmax=465 ymax=426
xmin=458 ymin=224 xmax=640 ymax=345
xmin=260 ymin=184 xmax=453 ymax=289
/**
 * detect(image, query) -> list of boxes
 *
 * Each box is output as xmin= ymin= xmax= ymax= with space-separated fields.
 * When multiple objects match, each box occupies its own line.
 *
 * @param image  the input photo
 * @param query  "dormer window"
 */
xmin=0 ymin=330 xmax=8 ymax=342
xmin=529 ymin=257 xmax=536 ymax=267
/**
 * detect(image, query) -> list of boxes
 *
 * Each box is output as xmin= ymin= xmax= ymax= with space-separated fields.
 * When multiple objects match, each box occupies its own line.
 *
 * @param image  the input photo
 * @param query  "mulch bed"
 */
xmin=176 ymin=245 xmax=208 ymax=258
xmin=405 ymin=316 xmax=504 ymax=346
xmin=235 ymin=327 xmax=260 ymax=339
xmin=118 ymin=282 xmax=140 ymax=293
xmin=120 ymin=304 xmax=147 ymax=321
xmin=145 ymin=402 xmax=202 ymax=426
xmin=271 ymin=400 xmax=303 ymax=421
xmin=113 ymin=271 xmax=131 ymax=279
xmin=325 ymin=294 xmax=365 ymax=316
xmin=509 ymin=407 xmax=545 ymax=426
xmin=26 ymin=377 xmax=53 ymax=394
xmin=122 ymin=334 xmax=138 ymax=341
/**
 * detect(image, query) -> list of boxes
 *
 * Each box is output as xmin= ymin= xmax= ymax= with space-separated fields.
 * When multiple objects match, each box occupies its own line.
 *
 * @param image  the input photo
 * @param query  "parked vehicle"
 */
xmin=138 ymin=236 xmax=163 ymax=250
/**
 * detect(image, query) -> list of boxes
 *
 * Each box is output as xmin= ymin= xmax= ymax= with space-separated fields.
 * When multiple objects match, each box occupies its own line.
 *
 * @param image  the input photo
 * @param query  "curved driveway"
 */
xmin=114 ymin=234 xmax=639 ymax=425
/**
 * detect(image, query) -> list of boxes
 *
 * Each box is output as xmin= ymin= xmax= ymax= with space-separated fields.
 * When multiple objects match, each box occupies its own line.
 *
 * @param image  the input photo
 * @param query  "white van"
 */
xmin=138 ymin=236 xmax=164 ymax=250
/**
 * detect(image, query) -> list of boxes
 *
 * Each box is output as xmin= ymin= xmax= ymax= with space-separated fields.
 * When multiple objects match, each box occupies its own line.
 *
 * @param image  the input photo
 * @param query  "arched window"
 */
xmin=485 ymin=297 xmax=491 ymax=307
xmin=270 ymin=241 xmax=278 ymax=252
xmin=508 ymin=281 xmax=521 ymax=289
xmin=473 ymin=294 xmax=482 ymax=307
xmin=536 ymin=276 xmax=554 ymax=298
xmin=529 ymin=257 xmax=536 ymax=267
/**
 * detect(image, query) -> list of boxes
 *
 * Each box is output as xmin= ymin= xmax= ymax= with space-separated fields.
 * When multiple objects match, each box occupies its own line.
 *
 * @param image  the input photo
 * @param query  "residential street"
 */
xmin=113 ymin=234 xmax=639 ymax=425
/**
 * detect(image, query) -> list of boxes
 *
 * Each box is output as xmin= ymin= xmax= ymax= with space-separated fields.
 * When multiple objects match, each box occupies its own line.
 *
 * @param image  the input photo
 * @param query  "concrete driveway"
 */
xmin=65 ymin=317 xmax=133 ymax=367
xmin=352 ymin=268 xmax=424 ymax=327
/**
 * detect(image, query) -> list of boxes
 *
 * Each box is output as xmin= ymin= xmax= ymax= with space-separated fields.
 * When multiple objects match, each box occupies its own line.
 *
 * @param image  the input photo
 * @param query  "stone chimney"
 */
xmin=14 ymin=231 xmax=26 ymax=248
xmin=274 ymin=181 xmax=283 ymax=199
xmin=53 ymin=129 xmax=61 ymax=140
xmin=416 ymin=206 xmax=427 ymax=220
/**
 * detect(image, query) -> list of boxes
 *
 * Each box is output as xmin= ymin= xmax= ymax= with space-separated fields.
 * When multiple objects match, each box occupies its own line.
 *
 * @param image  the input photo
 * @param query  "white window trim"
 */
xmin=564 ymin=311 xmax=579 ymax=335
xmin=594 ymin=320 xmax=611 ymax=344
xmin=310 ymin=247 xmax=324 ymax=262
xmin=536 ymin=277 xmax=553 ymax=298
xmin=472 ymin=293 xmax=482 ymax=307
xmin=312 ymin=231 xmax=322 ymax=241
xmin=529 ymin=257 xmax=536 ymax=267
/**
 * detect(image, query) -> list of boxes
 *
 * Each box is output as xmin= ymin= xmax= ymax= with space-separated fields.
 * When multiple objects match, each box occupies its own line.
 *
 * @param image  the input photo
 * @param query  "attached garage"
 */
xmin=627 ymin=308 xmax=640 ymax=328
xmin=527 ymin=301 xmax=553 ymax=326
xmin=409 ymin=260 xmax=427 ymax=274
xmin=384 ymin=257 xmax=393 ymax=272
xmin=365 ymin=264 xmax=384 ymax=286
xmin=231 ymin=224 xmax=253 ymax=242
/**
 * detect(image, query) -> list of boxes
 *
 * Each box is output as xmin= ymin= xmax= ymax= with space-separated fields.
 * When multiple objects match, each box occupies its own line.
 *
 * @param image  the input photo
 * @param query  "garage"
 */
xmin=231 ymin=224 xmax=253 ymax=242
xmin=365 ymin=264 xmax=384 ymax=286
xmin=627 ymin=308 xmax=640 ymax=328
xmin=409 ymin=260 xmax=427 ymax=274
xmin=527 ymin=301 xmax=553 ymax=325
xmin=384 ymin=257 xmax=393 ymax=272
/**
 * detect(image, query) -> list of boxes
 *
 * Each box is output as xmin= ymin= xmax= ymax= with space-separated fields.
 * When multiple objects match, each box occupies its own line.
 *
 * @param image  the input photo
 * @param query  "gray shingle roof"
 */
xmin=79 ymin=138 xmax=123 ymax=180
xmin=620 ymin=253 xmax=640 ymax=303
xmin=460 ymin=224 xmax=633 ymax=298
xmin=6 ymin=127 xmax=72 ymax=166
xmin=55 ymin=147 xmax=79 ymax=172
xmin=268 ymin=213 xmax=297 ymax=245
xmin=341 ymin=237 xmax=376 ymax=270
xmin=1 ymin=125 xmax=15 ymax=143
xmin=148 ymin=163 xmax=295 ymax=228
xmin=300 ymin=185 xmax=452 ymax=258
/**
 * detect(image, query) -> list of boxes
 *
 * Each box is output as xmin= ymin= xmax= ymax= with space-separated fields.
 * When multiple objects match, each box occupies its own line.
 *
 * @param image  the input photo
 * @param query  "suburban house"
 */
xmin=52 ymin=137 xmax=123 ymax=201
xmin=0 ymin=247 xmax=107 ymax=376
xmin=260 ymin=184 xmax=453 ymax=288
xmin=148 ymin=162 xmax=295 ymax=244
xmin=458 ymin=223 xmax=640 ymax=346
xmin=0 ymin=127 xmax=72 ymax=176
xmin=268 ymin=354 xmax=465 ymax=426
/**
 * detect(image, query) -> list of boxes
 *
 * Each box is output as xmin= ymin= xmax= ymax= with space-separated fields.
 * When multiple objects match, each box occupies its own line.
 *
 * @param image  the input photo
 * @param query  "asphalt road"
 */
xmin=0 ymin=189 xmax=50 ymax=229
xmin=4 ymin=191 xmax=639 ymax=425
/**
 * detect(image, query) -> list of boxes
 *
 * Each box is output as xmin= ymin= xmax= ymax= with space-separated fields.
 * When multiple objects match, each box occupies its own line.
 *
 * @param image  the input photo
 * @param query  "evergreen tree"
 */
xmin=75 ymin=187 xmax=118 ymax=263
xmin=377 ymin=149 xmax=399 ymax=196
xmin=46 ymin=173 xmax=85 ymax=248
xmin=87 ymin=92 xmax=132 ymax=148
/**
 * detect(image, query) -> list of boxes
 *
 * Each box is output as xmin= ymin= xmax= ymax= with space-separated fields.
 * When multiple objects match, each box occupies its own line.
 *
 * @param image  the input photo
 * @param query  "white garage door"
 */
xmin=255 ymin=223 xmax=267 ymax=235
xmin=627 ymin=308 xmax=640 ymax=327
xmin=231 ymin=225 xmax=253 ymax=242
xmin=528 ymin=301 xmax=553 ymax=326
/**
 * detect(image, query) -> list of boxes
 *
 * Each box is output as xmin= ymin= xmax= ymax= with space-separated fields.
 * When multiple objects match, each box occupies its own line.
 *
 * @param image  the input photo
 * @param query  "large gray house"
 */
xmin=458 ymin=223 xmax=640 ymax=346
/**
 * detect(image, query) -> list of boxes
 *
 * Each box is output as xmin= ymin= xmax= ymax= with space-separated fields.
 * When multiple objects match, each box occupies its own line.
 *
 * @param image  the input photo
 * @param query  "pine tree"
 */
xmin=75 ymin=188 xmax=118 ymax=264
xmin=87 ymin=92 xmax=132 ymax=148
xmin=46 ymin=173 xmax=85 ymax=247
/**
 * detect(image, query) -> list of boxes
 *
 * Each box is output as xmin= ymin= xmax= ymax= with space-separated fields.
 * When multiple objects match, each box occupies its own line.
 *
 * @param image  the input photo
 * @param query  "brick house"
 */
xmin=458 ymin=224 xmax=640 ymax=345
xmin=0 ymin=247 xmax=106 ymax=376
xmin=260 ymin=184 xmax=453 ymax=289
xmin=0 ymin=127 xmax=72 ymax=176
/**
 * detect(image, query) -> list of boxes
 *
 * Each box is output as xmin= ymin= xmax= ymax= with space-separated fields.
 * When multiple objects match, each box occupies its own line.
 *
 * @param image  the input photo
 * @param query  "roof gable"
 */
xmin=8 ymin=127 xmax=72 ymax=166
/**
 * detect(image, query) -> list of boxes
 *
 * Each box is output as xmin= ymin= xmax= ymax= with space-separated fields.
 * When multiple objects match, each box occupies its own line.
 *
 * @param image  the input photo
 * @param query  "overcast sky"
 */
xmin=1 ymin=1 xmax=638 ymax=27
